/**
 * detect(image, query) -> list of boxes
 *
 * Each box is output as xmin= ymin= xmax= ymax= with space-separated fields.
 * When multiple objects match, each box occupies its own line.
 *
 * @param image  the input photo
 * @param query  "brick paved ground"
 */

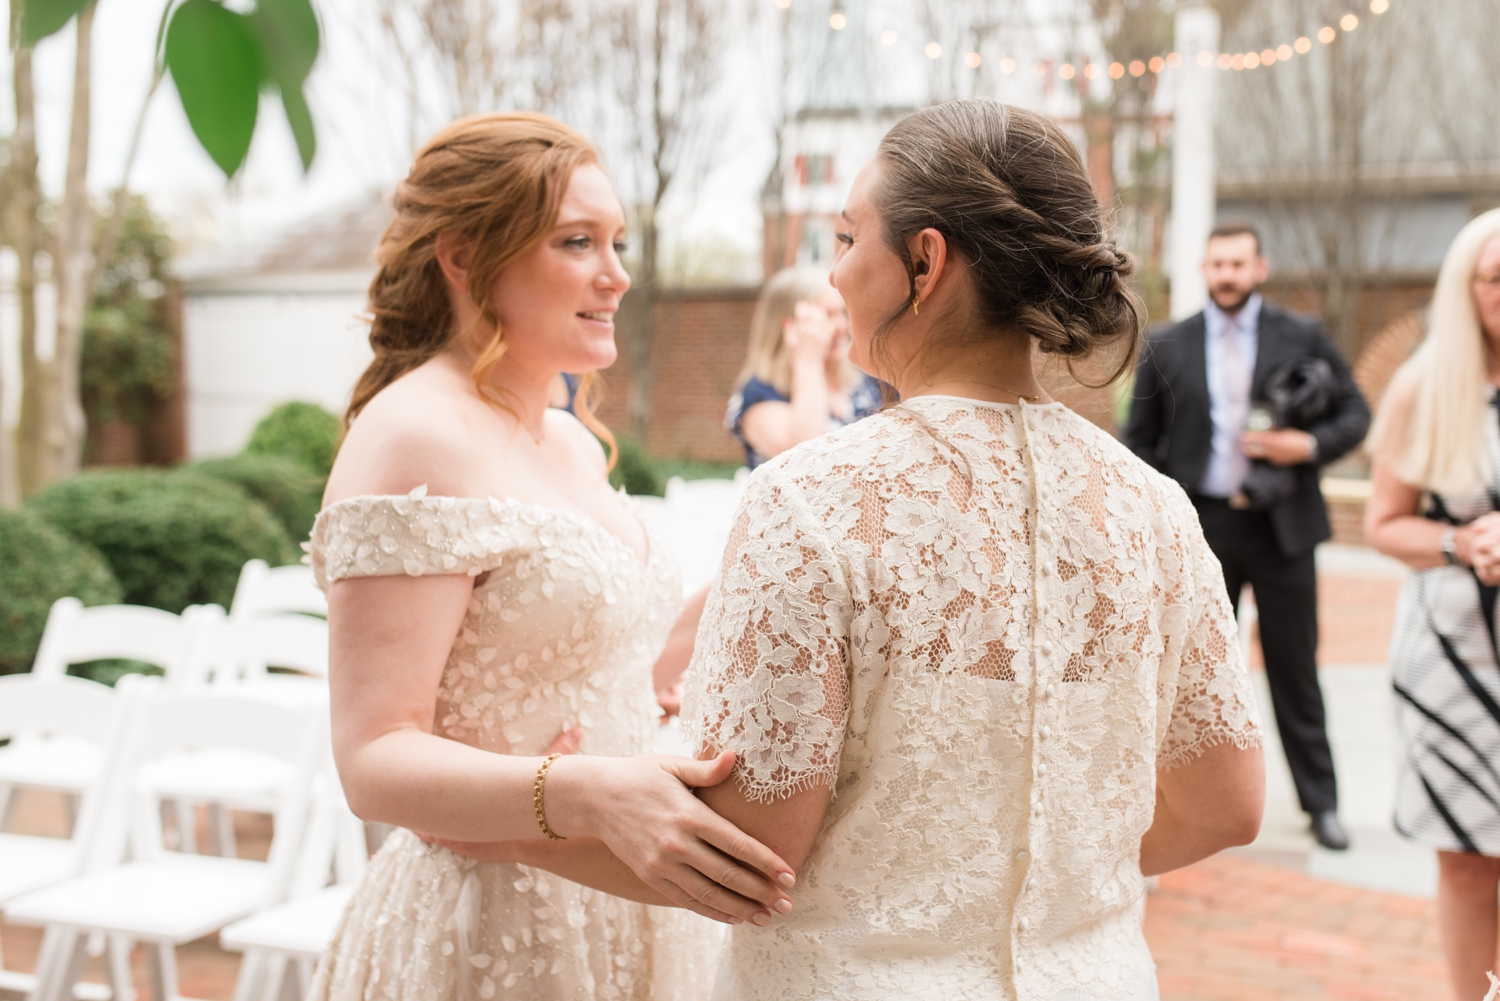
xmin=1 ymin=566 xmax=1455 ymax=1001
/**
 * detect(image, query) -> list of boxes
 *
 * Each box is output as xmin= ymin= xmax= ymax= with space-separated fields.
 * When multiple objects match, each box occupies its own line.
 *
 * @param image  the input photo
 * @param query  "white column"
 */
xmin=1168 ymin=4 xmax=1220 ymax=320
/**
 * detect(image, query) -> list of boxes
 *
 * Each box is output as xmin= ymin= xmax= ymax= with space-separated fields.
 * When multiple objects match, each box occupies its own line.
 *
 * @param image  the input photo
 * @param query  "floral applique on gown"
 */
xmin=304 ymin=486 xmax=724 ymax=1001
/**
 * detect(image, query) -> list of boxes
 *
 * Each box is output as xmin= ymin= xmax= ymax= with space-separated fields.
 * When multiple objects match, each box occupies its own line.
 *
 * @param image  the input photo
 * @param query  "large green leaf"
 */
xmin=19 ymin=0 xmax=95 ymax=46
xmin=279 ymin=80 xmax=315 ymax=171
xmin=250 ymin=0 xmax=319 ymax=86
xmin=165 ymin=0 xmax=261 ymax=177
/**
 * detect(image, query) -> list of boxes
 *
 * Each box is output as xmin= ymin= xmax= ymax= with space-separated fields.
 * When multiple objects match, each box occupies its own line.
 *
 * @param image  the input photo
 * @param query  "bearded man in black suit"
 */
xmin=1123 ymin=222 xmax=1370 ymax=851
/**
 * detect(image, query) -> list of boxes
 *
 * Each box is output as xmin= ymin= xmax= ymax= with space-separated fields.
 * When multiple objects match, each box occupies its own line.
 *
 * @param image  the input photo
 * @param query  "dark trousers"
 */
xmin=1192 ymin=496 xmax=1338 ymax=814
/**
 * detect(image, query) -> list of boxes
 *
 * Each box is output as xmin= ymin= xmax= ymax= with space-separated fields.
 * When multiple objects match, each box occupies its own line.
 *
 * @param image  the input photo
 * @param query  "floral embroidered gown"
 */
xmin=306 ymin=486 xmax=723 ymax=1001
xmin=681 ymin=396 xmax=1262 ymax=1001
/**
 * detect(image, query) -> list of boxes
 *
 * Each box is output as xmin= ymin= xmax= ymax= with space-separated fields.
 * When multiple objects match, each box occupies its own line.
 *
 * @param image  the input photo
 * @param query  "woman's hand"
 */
xmin=783 ymin=301 xmax=836 ymax=363
xmin=545 ymin=751 xmax=797 ymax=922
xmin=1459 ymin=512 xmax=1500 ymax=584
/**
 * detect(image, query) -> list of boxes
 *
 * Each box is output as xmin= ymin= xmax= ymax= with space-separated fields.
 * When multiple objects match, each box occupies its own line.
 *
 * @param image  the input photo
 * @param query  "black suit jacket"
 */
xmin=1121 ymin=301 xmax=1371 ymax=558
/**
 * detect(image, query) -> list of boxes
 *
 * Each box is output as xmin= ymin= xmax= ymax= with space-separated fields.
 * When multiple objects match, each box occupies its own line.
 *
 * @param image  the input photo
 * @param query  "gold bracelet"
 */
xmin=533 ymin=753 xmax=566 ymax=841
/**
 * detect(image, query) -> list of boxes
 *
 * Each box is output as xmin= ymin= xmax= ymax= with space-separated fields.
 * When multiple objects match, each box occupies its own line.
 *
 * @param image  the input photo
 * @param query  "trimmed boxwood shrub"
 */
xmin=246 ymin=401 xmax=341 ymax=477
xmin=190 ymin=453 xmax=325 ymax=544
xmin=608 ymin=437 xmax=666 ymax=497
xmin=0 ymin=507 xmax=123 ymax=674
xmin=29 ymin=469 xmax=297 ymax=613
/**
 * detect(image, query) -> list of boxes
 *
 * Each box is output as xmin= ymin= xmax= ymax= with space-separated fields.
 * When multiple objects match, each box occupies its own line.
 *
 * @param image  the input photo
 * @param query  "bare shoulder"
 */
xmin=325 ymin=364 xmax=489 ymax=504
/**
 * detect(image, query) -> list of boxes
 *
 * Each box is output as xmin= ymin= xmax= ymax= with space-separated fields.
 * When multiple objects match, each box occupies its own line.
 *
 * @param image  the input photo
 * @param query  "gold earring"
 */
xmin=911 ymin=293 xmax=921 ymax=316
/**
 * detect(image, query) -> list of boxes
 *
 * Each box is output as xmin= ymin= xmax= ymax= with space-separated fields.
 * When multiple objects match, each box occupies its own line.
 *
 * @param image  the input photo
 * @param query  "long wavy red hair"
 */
xmin=346 ymin=111 xmax=615 ymax=465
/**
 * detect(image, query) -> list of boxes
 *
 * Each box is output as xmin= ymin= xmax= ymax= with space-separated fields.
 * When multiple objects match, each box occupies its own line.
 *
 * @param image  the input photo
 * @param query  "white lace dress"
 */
xmin=305 ymin=487 xmax=723 ymax=1001
xmin=681 ymin=396 xmax=1262 ymax=1001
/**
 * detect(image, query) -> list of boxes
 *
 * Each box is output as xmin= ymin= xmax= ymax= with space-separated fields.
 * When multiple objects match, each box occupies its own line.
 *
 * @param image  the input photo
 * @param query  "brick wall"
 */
xmin=593 ymin=288 xmax=760 ymax=463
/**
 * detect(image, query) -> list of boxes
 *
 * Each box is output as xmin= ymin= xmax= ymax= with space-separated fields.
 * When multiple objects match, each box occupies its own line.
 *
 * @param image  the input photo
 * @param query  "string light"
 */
xmin=1059 ymin=62 xmax=1076 ymax=79
xmin=1109 ymin=62 xmax=1125 ymax=79
xmin=965 ymin=51 xmax=981 ymax=68
xmin=829 ymin=11 xmax=846 ymax=29
xmin=1129 ymin=59 xmax=1146 ymax=76
xmin=925 ymin=41 xmax=942 ymax=59
xmin=773 ymin=0 xmax=789 ymax=8
xmin=881 ymin=29 xmax=896 ymax=45
xmin=1276 ymin=43 xmax=1293 ymax=59
xmin=1294 ymin=36 xmax=1312 ymax=53
xmin=1000 ymin=57 xmax=1016 ymax=73
xmin=1370 ymin=0 xmax=1389 ymax=11
xmin=1153 ymin=55 xmax=1169 ymax=72
xmin=1166 ymin=52 xmax=1182 ymax=68
xmin=1197 ymin=50 xmax=1214 ymax=67
xmin=1317 ymin=25 xmax=1336 ymax=42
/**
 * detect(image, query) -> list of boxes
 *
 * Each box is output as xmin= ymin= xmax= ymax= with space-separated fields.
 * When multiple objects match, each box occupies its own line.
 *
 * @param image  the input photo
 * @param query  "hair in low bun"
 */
xmin=874 ymin=99 xmax=1144 ymax=382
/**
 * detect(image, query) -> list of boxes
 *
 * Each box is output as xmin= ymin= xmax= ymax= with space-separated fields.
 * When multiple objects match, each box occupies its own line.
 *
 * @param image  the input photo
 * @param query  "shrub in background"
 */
xmin=246 ymin=401 xmax=341 ymax=477
xmin=29 ymin=469 xmax=296 ymax=613
xmin=608 ymin=438 xmax=666 ymax=497
xmin=0 ymin=507 xmax=123 ymax=674
xmin=190 ymin=453 xmax=325 ymax=543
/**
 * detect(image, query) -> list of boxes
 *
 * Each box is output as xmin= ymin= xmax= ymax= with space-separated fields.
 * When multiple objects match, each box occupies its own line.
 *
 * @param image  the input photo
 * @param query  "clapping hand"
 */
xmin=1460 ymin=513 xmax=1500 ymax=586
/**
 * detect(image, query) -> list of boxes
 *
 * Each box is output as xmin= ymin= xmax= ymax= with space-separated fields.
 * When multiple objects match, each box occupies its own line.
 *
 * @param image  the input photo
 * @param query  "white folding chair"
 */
xmin=220 ymin=772 xmax=367 ymax=1001
xmin=0 ymin=675 xmax=142 ymax=1001
xmin=0 ymin=600 xmax=212 ymax=829
xmin=229 ymin=560 xmax=326 ymax=621
xmin=160 ymin=607 xmax=329 ymax=856
xmin=9 ymin=687 xmax=326 ymax=1001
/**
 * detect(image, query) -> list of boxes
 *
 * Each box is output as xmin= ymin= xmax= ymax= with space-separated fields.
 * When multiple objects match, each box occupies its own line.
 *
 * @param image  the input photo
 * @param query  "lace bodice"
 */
xmin=309 ymin=486 xmax=682 ymax=758
xmin=305 ymin=487 xmax=724 ymax=1001
xmin=680 ymin=396 xmax=1261 ymax=1001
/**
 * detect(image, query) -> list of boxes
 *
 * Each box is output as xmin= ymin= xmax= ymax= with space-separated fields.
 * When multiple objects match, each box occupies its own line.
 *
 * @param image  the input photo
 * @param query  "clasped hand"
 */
xmin=1459 ymin=512 xmax=1500 ymax=585
xmin=418 ymin=728 xmax=796 ymax=926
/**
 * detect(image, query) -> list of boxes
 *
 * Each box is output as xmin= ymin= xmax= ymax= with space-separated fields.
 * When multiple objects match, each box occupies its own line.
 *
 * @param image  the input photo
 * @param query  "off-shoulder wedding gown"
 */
xmin=305 ymin=487 xmax=723 ymax=1001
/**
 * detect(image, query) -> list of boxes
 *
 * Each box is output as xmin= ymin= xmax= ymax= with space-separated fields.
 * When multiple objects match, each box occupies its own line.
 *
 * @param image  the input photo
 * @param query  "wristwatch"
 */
xmin=1442 ymin=526 xmax=1461 ymax=566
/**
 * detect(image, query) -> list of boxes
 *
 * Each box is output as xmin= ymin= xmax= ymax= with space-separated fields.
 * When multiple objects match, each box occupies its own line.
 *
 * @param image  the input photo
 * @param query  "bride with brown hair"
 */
xmin=306 ymin=113 xmax=794 ymax=1001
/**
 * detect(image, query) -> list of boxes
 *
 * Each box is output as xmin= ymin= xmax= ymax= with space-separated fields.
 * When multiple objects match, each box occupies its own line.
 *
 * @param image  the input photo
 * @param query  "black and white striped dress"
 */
xmin=1391 ymin=394 xmax=1500 ymax=855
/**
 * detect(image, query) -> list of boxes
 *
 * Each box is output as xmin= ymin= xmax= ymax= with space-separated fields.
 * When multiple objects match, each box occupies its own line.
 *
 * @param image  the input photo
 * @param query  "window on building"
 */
xmin=794 ymin=153 xmax=835 ymax=187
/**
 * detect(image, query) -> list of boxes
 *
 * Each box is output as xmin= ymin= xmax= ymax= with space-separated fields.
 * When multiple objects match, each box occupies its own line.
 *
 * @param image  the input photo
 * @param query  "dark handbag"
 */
xmin=1238 ymin=358 xmax=1339 ymax=510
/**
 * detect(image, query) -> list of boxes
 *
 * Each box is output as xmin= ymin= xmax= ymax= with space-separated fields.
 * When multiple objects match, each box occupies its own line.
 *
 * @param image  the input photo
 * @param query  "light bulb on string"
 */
xmin=1148 ymin=55 xmax=1165 ymax=72
xmin=1000 ymin=57 xmax=1016 ymax=73
xmin=925 ymin=41 xmax=942 ymax=59
xmin=1340 ymin=13 xmax=1359 ymax=30
xmin=1166 ymin=52 xmax=1182 ymax=67
xmin=1370 ymin=0 xmax=1389 ymax=11
xmin=1216 ymin=52 xmax=1232 ymax=69
xmin=1260 ymin=48 xmax=1276 ymax=64
xmin=1317 ymin=25 xmax=1336 ymax=42
xmin=965 ymin=51 xmax=981 ymax=68
xmin=1108 ymin=62 xmax=1125 ymax=79
xmin=829 ymin=11 xmax=846 ymax=29
xmin=1276 ymin=43 xmax=1293 ymax=60
xmin=1196 ymin=50 xmax=1213 ymax=67
xmin=1129 ymin=59 xmax=1146 ymax=76
xmin=1059 ymin=63 xmax=1075 ymax=79
xmin=1294 ymin=35 xmax=1312 ymax=53
xmin=773 ymin=0 xmax=790 ymax=8
xmin=1083 ymin=62 xmax=1100 ymax=79
xmin=881 ymin=29 xmax=897 ymax=45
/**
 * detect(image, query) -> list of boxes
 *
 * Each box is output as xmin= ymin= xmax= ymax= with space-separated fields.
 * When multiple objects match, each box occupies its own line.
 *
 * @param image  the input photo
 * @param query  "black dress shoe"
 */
xmin=1310 ymin=811 xmax=1350 ymax=851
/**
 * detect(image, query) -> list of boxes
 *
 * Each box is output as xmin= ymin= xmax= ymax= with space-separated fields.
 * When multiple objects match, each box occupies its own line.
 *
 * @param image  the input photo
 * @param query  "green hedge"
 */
xmin=0 ymin=507 xmax=123 ymax=674
xmin=29 ymin=469 xmax=297 ymax=613
xmin=246 ymin=401 xmax=341 ymax=477
xmin=190 ymin=453 xmax=325 ymax=544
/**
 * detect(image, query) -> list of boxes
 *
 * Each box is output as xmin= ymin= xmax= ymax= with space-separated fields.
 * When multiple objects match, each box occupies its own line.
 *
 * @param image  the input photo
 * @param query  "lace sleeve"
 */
xmin=1155 ymin=507 xmax=1263 ymax=771
xmin=679 ymin=469 xmax=852 ymax=803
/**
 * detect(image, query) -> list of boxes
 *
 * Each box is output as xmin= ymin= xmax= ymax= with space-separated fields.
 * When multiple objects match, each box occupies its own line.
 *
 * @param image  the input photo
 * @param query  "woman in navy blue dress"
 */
xmin=726 ymin=267 xmax=883 ymax=469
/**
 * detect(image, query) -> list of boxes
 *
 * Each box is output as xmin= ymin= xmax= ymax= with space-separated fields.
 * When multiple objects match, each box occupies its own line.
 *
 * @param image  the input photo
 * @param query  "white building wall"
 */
xmin=183 ymin=271 xmax=374 ymax=458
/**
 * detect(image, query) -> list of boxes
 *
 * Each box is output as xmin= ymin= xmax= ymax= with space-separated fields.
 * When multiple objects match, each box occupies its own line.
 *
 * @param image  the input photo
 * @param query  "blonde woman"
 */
xmin=1366 ymin=207 xmax=1500 ymax=1001
xmin=725 ymin=267 xmax=883 ymax=469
